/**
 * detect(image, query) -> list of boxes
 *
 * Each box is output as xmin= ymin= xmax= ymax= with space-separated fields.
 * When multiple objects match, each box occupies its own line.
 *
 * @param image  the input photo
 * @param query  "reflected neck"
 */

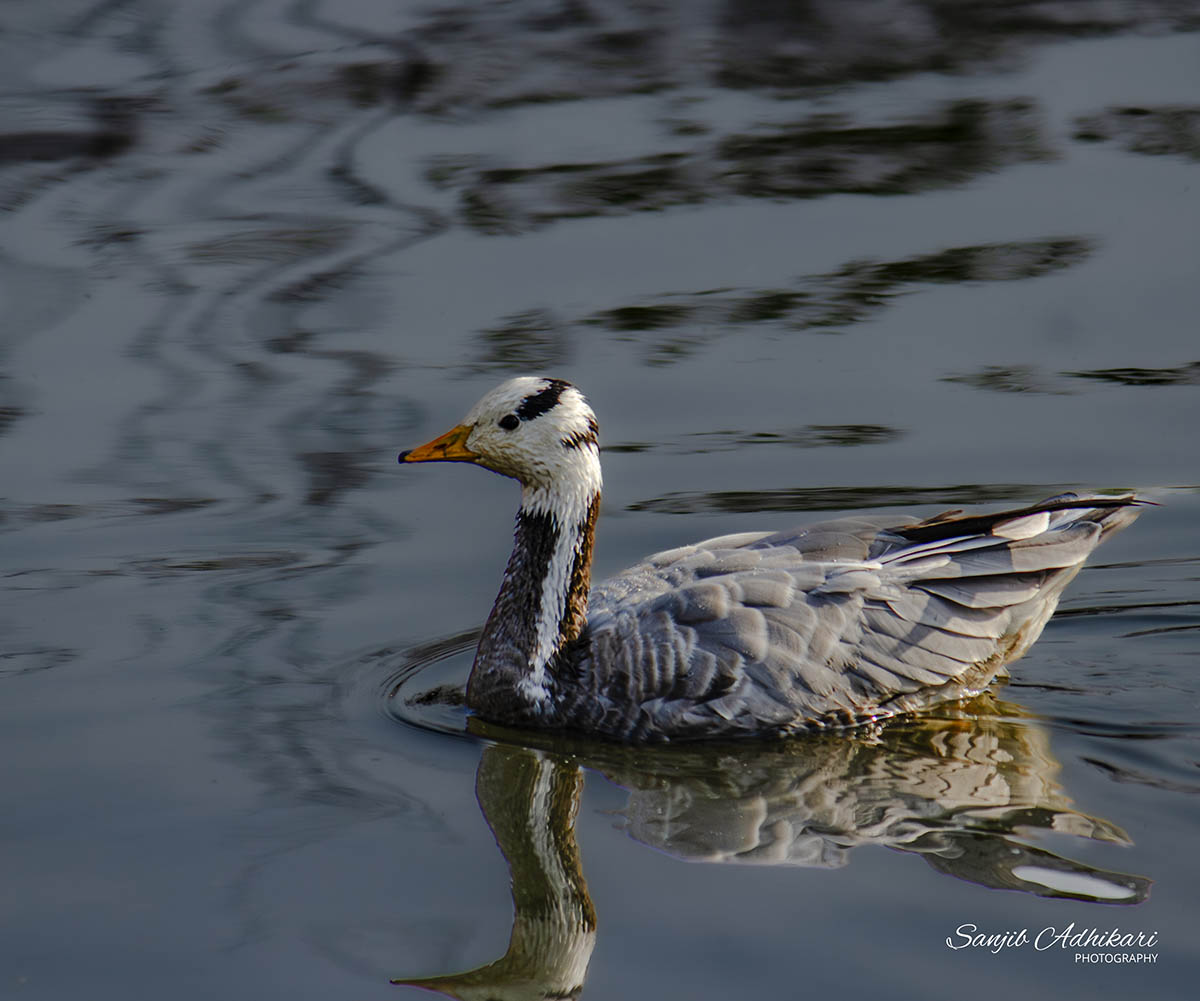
xmin=390 ymin=744 xmax=597 ymax=998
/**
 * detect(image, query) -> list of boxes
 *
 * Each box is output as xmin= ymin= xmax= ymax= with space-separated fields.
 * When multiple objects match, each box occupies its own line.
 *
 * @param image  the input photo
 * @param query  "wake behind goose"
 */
xmin=399 ymin=376 xmax=1142 ymax=743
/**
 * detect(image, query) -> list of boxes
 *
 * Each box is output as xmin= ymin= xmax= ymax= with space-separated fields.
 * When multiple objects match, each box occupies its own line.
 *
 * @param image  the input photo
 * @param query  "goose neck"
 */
xmin=468 ymin=484 xmax=600 ymax=721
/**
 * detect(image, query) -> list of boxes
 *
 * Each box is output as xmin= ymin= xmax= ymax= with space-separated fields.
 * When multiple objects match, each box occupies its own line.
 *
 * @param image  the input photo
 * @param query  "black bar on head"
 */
xmin=517 ymin=379 xmax=570 ymax=421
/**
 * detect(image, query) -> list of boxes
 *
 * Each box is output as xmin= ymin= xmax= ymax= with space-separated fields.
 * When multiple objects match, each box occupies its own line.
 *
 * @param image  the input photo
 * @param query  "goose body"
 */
xmin=400 ymin=377 xmax=1141 ymax=743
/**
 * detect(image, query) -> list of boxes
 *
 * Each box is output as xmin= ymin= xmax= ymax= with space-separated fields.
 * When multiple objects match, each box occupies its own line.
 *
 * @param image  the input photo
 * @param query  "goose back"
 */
xmin=555 ymin=495 xmax=1140 ymax=741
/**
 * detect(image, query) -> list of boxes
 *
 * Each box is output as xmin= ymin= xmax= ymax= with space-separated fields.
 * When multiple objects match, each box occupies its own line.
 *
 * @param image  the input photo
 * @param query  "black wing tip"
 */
xmin=893 ymin=494 xmax=1150 ymax=545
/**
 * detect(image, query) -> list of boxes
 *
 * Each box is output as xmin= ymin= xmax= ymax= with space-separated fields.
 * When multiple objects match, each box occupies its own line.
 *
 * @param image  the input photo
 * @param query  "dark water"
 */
xmin=3 ymin=2 xmax=1199 ymax=998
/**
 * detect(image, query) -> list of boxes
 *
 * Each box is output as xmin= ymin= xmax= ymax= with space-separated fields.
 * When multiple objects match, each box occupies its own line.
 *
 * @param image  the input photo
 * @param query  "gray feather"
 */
xmin=557 ymin=495 xmax=1142 ymax=741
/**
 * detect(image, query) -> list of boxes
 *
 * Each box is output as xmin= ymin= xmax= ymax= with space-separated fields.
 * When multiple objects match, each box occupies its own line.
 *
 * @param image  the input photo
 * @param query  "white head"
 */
xmin=400 ymin=376 xmax=602 ymax=514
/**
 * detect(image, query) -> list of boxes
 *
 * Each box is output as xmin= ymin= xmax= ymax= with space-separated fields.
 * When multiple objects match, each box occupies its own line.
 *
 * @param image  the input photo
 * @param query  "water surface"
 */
xmin=2 ymin=2 xmax=1198 ymax=999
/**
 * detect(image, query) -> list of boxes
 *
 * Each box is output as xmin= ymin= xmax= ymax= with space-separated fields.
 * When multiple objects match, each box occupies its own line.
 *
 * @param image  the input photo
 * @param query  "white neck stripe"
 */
xmin=518 ymin=472 xmax=599 ymax=704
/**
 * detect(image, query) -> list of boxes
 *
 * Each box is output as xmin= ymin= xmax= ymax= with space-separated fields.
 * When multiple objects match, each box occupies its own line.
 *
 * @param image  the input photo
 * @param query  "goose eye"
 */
xmin=498 ymin=413 xmax=520 ymax=431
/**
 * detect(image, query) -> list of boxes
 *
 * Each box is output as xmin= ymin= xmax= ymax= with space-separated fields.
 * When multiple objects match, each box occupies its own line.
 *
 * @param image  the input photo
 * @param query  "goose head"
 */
xmin=400 ymin=378 xmax=603 ymax=711
xmin=399 ymin=376 xmax=602 ymax=512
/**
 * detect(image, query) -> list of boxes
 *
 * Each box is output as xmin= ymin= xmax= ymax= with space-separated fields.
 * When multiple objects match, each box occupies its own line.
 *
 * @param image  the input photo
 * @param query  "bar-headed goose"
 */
xmin=399 ymin=376 xmax=1141 ymax=742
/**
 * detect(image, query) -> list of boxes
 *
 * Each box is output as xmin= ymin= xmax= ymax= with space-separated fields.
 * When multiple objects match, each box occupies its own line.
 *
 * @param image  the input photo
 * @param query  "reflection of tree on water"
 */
xmin=392 ymin=697 xmax=1149 ymax=998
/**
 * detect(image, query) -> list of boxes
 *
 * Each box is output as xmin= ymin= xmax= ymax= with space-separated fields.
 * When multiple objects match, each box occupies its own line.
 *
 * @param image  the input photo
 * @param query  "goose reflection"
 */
xmin=391 ymin=696 xmax=1148 ymax=999
xmin=392 ymin=742 xmax=594 ymax=1000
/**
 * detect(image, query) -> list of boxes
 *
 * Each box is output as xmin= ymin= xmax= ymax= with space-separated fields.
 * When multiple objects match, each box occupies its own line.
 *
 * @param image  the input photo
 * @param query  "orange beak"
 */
xmin=398 ymin=423 xmax=479 ymax=464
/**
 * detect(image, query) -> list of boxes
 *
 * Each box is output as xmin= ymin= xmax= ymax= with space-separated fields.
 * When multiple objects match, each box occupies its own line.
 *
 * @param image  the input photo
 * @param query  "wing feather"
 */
xmin=859 ymin=605 xmax=997 ymax=663
xmin=574 ymin=496 xmax=1142 ymax=738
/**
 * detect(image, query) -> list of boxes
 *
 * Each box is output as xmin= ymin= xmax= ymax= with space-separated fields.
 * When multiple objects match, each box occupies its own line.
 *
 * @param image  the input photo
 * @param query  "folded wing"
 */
xmin=574 ymin=495 xmax=1141 ymax=740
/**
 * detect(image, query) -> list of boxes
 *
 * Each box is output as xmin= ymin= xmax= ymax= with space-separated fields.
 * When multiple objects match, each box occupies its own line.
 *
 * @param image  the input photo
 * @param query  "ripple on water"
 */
xmin=381 ymin=628 xmax=478 ymax=739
